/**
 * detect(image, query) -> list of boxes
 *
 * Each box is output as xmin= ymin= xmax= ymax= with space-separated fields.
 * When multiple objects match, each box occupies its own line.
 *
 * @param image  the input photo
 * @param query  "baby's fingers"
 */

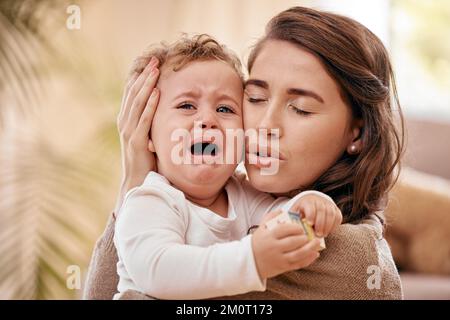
xmin=299 ymin=200 xmax=315 ymax=225
xmin=322 ymin=204 xmax=337 ymax=236
xmin=272 ymin=223 xmax=304 ymax=240
xmin=314 ymin=201 xmax=326 ymax=237
xmin=278 ymin=235 xmax=309 ymax=253
xmin=295 ymin=251 xmax=320 ymax=269
xmin=285 ymin=238 xmax=321 ymax=267
xmin=334 ymin=206 xmax=343 ymax=228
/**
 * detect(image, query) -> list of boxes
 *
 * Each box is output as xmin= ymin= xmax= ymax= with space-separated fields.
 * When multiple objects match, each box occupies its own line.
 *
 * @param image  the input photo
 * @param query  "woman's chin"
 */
xmin=246 ymin=164 xmax=289 ymax=194
xmin=246 ymin=166 xmax=270 ymax=189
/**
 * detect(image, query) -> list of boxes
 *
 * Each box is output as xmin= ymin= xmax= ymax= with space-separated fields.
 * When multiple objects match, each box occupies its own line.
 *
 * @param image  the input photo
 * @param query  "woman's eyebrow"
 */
xmin=245 ymin=79 xmax=324 ymax=103
xmin=287 ymin=88 xmax=324 ymax=103
xmin=244 ymin=79 xmax=268 ymax=89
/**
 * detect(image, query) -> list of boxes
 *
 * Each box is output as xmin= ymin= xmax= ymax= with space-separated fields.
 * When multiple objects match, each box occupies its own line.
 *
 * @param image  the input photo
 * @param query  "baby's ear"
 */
xmin=148 ymin=139 xmax=155 ymax=153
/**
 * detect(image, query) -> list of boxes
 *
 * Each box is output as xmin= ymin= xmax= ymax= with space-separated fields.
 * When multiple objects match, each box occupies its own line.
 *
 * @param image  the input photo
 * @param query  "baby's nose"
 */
xmin=196 ymin=111 xmax=218 ymax=129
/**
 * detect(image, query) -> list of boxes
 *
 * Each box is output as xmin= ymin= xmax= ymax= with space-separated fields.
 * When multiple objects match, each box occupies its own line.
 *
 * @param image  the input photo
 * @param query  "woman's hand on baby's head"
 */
xmin=118 ymin=56 xmax=160 ymax=152
xmin=114 ymin=56 xmax=161 ymax=215
xmin=290 ymin=194 xmax=343 ymax=238
xmin=251 ymin=221 xmax=321 ymax=280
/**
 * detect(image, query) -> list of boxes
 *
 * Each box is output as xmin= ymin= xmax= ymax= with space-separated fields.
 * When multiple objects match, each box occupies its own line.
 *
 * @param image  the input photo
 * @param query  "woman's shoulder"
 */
xmin=325 ymin=214 xmax=388 ymax=266
xmin=266 ymin=213 xmax=403 ymax=299
xmin=320 ymin=214 xmax=403 ymax=298
xmin=331 ymin=214 xmax=383 ymax=245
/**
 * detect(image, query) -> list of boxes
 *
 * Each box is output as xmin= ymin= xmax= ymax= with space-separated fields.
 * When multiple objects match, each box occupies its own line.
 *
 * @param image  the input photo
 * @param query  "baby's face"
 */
xmin=150 ymin=60 xmax=244 ymax=200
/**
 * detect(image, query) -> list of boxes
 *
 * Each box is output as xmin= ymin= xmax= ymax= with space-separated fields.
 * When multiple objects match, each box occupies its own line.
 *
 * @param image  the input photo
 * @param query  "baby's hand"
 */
xmin=290 ymin=194 xmax=342 ymax=237
xmin=251 ymin=219 xmax=322 ymax=280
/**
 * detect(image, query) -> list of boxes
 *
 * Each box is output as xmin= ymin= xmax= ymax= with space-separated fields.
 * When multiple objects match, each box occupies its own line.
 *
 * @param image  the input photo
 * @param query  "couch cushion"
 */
xmin=385 ymin=167 xmax=450 ymax=275
xmin=401 ymin=272 xmax=450 ymax=300
xmin=404 ymin=118 xmax=450 ymax=180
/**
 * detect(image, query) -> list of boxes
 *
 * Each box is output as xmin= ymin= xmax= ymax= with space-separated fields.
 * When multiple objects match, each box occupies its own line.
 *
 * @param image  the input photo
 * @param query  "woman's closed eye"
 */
xmin=244 ymin=91 xmax=267 ymax=104
xmin=288 ymin=104 xmax=313 ymax=116
xmin=247 ymin=97 xmax=267 ymax=104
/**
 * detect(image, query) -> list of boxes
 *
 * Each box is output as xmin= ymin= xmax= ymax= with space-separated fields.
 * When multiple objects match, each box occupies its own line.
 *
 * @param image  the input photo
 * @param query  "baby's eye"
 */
xmin=216 ymin=105 xmax=234 ymax=113
xmin=178 ymin=103 xmax=195 ymax=110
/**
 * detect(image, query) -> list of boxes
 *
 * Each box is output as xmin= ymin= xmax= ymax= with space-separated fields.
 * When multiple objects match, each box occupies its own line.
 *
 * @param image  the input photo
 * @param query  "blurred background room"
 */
xmin=0 ymin=0 xmax=449 ymax=299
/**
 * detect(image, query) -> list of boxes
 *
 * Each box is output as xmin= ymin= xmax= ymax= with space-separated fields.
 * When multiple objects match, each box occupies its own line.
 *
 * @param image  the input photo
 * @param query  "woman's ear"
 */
xmin=347 ymin=118 xmax=364 ymax=155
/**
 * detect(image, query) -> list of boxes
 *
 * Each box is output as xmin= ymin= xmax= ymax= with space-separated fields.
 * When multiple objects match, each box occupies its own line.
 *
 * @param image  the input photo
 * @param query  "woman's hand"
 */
xmin=114 ymin=56 xmax=161 ymax=216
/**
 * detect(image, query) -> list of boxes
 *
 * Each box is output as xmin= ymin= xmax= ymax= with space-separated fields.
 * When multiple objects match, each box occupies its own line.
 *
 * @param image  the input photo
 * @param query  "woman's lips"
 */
xmin=245 ymin=143 xmax=286 ymax=161
xmin=246 ymin=152 xmax=284 ymax=169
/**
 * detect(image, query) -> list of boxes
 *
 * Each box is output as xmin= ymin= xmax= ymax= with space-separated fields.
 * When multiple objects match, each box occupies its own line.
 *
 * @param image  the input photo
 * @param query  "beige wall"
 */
xmin=77 ymin=0 xmax=310 ymax=76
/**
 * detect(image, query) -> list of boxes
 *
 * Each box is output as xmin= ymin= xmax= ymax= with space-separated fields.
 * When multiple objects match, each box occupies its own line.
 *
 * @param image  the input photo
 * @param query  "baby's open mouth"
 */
xmin=190 ymin=142 xmax=219 ymax=156
xmin=256 ymin=152 xmax=267 ymax=157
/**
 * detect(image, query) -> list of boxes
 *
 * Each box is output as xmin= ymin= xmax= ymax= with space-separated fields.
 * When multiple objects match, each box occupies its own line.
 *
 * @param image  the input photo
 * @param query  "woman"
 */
xmin=84 ymin=6 xmax=404 ymax=299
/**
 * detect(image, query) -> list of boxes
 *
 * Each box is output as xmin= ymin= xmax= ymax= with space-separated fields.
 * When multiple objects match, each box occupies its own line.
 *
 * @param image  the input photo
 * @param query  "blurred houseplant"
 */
xmin=0 ymin=0 xmax=121 ymax=299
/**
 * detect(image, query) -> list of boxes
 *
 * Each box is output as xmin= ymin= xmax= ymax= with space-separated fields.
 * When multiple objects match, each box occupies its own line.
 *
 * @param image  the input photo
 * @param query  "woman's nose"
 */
xmin=257 ymin=103 xmax=283 ymax=138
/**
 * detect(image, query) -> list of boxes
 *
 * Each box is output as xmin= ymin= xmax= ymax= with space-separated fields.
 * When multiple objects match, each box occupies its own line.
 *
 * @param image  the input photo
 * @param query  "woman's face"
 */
xmin=243 ymin=39 xmax=359 ymax=194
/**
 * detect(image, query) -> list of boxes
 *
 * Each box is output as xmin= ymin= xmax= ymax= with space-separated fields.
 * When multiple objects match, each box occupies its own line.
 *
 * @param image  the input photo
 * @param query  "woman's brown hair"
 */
xmin=248 ymin=6 xmax=405 ymax=223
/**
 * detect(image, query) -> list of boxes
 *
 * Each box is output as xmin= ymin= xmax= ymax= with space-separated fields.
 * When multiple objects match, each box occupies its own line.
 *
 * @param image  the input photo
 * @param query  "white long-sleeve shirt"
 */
xmin=114 ymin=171 xmax=332 ymax=299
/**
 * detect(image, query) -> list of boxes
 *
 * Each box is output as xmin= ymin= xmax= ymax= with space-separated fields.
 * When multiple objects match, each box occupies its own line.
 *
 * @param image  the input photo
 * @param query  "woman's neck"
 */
xmin=271 ymin=184 xmax=309 ymax=198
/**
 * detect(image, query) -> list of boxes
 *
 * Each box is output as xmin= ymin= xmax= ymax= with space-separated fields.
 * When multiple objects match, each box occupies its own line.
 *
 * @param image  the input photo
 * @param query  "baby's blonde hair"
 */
xmin=129 ymin=34 xmax=244 ymax=82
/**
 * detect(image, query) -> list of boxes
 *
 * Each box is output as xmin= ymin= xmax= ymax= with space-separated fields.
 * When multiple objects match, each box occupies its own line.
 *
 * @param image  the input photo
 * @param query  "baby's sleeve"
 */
xmin=114 ymin=185 xmax=266 ymax=300
xmin=238 ymin=177 xmax=334 ymax=226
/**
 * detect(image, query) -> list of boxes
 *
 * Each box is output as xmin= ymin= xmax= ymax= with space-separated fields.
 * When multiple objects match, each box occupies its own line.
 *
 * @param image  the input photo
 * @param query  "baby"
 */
xmin=114 ymin=34 xmax=342 ymax=300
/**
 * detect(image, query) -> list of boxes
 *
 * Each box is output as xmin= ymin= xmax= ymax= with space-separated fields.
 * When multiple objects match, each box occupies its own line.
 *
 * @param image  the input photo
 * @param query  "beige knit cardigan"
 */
xmin=83 ymin=213 xmax=403 ymax=300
